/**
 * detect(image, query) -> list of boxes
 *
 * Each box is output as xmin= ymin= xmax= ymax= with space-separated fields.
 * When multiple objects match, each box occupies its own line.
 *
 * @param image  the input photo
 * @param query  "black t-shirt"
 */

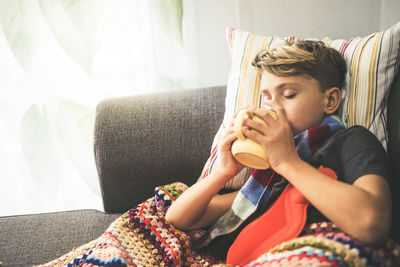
xmin=198 ymin=126 xmax=390 ymax=260
xmin=306 ymin=126 xmax=390 ymax=223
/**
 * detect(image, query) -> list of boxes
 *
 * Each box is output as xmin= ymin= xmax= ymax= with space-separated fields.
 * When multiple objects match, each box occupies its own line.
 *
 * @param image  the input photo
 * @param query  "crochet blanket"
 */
xmin=39 ymin=183 xmax=221 ymax=267
xmin=38 ymin=182 xmax=400 ymax=267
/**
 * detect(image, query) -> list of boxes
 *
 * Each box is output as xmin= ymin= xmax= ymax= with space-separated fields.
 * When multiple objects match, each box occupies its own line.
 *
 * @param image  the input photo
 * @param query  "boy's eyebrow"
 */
xmin=261 ymin=82 xmax=301 ymax=93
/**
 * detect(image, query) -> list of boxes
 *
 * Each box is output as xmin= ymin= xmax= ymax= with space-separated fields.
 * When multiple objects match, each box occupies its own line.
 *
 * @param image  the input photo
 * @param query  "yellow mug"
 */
xmin=231 ymin=109 xmax=277 ymax=169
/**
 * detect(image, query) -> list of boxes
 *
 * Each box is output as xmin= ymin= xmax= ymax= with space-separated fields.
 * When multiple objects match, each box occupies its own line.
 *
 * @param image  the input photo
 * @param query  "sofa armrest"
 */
xmin=0 ymin=210 xmax=120 ymax=266
xmin=94 ymin=86 xmax=226 ymax=213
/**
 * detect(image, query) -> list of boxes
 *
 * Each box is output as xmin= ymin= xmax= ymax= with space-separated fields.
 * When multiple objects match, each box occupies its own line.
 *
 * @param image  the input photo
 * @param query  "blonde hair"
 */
xmin=252 ymin=40 xmax=347 ymax=91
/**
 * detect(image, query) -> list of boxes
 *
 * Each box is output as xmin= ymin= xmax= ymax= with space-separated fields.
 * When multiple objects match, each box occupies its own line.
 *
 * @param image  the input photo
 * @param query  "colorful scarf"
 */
xmin=193 ymin=116 xmax=345 ymax=255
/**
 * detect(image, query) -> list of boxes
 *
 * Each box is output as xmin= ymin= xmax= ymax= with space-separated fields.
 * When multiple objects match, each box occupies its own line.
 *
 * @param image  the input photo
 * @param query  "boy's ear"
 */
xmin=324 ymin=87 xmax=342 ymax=115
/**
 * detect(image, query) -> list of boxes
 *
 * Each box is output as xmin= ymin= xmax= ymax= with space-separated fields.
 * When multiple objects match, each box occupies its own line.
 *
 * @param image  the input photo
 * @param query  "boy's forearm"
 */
xmin=278 ymin=159 xmax=391 ymax=245
xmin=165 ymin=170 xmax=233 ymax=230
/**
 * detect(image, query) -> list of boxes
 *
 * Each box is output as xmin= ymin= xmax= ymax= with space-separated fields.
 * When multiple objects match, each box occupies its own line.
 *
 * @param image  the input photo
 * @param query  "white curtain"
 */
xmin=0 ymin=0 xmax=198 ymax=216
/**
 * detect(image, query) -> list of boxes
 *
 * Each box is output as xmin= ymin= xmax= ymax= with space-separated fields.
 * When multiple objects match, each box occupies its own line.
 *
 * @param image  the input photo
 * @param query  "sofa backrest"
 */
xmin=94 ymin=86 xmax=226 ymax=213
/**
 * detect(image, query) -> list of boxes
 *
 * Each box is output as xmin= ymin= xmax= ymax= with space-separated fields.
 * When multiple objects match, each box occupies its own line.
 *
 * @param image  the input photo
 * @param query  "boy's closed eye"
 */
xmin=284 ymin=93 xmax=296 ymax=99
xmin=283 ymin=89 xmax=297 ymax=99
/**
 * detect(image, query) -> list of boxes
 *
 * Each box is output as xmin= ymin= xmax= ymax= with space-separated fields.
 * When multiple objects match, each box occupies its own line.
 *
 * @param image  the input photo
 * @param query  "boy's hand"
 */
xmin=217 ymin=109 xmax=248 ymax=180
xmin=242 ymin=107 xmax=301 ymax=173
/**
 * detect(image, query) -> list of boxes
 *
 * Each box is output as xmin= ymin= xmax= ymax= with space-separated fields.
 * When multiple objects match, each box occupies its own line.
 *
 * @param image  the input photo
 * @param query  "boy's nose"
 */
xmin=262 ymin=99 xmax=281 ymax=111
xmin=262 ymin=104 xmax=273 ymax=110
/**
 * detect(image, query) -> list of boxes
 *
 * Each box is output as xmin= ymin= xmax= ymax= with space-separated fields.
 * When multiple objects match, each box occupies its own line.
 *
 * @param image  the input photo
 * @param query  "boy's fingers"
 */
xmin=247 ymin=106 xmax=257 ymax=114
xmin=242 ymin=125 xmax=262 ymax=143
xmin=242 ymin=119 xmax=262 ymax=134
xmin=275 ymin=107 xmax=288 ymax=123
xmin=254 ymin=107 xmax=275 ymax=118
xmin=221 ymin=132 xmax=237 ymax=150
xmin=222 ymin=127 xmax=236 ymax=140
xmin=233 ymin=105 xmax=253 ymax=118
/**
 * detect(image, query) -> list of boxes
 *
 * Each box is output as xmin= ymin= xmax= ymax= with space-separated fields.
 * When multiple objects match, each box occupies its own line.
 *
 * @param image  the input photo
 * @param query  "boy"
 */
xmin=165 ymin=40 xmax=391 ymax=262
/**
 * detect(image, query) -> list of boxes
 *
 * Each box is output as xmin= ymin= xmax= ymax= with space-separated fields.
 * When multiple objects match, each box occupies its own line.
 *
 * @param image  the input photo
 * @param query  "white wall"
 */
xmin=182 ymin=0 xmax=239 ymax=89
xmin=184 ymin=0 xmax=400 ymax=88
xmin=237 ymin=0 xmax=381 ymax=40
xmin=381 ymin=0 xmax=400 ymax=30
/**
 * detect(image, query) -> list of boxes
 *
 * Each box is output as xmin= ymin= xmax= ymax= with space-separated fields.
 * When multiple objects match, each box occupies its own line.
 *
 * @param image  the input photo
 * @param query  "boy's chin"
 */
xmin=292 ymin=127 xmax=309 ymax=135
xmin=290 ymin=125 xmax=300 ymax=136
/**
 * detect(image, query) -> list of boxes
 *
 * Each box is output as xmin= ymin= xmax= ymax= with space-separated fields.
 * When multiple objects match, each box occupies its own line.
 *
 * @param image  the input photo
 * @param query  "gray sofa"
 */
xmin=1 ymin=75 xmax=400 ymax=265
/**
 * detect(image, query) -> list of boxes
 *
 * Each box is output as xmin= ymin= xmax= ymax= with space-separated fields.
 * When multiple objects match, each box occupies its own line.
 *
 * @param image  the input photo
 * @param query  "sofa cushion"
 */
xmin=0 ymin=209 xmax=120 ymax=266
xmin=199 ymin=22 xmax=400 ymax=189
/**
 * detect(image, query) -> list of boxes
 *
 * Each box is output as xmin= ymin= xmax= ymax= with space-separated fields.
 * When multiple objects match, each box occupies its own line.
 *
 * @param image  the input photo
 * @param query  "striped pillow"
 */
xmin=199 ymin=23 xmax=400 ymax=189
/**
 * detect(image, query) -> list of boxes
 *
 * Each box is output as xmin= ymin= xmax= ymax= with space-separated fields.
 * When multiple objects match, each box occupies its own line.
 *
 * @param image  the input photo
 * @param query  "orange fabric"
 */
xmin=226 ymin=166 xmax=337 ymax=266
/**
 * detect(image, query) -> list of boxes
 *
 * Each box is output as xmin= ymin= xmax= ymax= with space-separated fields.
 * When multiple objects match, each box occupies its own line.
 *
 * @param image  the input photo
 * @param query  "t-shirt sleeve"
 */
xmin=340 ymin=126 xmax=389 ymax=184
